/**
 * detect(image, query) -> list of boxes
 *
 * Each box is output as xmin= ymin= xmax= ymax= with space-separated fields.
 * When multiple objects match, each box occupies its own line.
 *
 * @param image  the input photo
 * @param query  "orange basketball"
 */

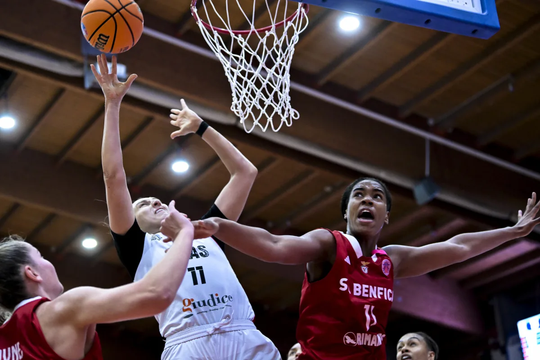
xmin=81 ymin=0 xmax=144 ymax=54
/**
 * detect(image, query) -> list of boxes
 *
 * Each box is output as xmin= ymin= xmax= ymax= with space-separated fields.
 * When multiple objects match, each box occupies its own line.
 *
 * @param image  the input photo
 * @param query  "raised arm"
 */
xmin=193 ymin=217 xmax=334 ymax=264
xmin=42 ymin=202 xmax=193 ymax=327
xmin=386 ymin=192 xmax=540 ymax=279
xmin=93 ymin=54 xmax=138 ymax=235
xmin=170 ymin=101 xmax=257 ymax=221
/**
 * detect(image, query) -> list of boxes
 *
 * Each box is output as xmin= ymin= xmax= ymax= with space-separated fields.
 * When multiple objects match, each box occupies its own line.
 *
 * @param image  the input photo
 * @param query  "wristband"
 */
xmin=196 ymin=121 xmax=209 ymax=137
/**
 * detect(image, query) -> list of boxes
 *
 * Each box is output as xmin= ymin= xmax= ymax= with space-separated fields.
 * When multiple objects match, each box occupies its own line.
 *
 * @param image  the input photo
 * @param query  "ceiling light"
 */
xmin=0 ymin=115 xmax=16 ymax=130
xmin=172 ymin=160 xmax=189 ymax=173
xmin=339 ymin=15 xmax=360 ymax=31
xmin=82 ymin=238 xmax=98 ymax=249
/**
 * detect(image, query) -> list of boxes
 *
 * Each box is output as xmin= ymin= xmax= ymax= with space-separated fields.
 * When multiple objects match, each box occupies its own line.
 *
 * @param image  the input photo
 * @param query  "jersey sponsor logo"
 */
xmin=382 ymin=259 xmax=391 ymax=277
xmin=150 ymin=234 xmax=163 ymax=242
xmin=181 ymin=293 xmax=233 ymax=319
xmin=339 ymin=278 xmax=393 ymax=302
xmin=0 ymin=342 xmax=24 ymax=359
xmin=190 ymin=245 xmax=209 ymax=259
xmin=343 ymin=332 xmax=385 ymax=347
xmin=361 ymin=261 xmax=370 ymax=274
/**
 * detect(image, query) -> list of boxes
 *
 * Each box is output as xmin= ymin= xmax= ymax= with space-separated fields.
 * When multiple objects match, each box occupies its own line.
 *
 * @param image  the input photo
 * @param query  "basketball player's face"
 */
xmin=27 ymin=245 xmax=64 ymax=299
xmin=287 ymin=343 xmax=302 ymax=360
xmin=396 ymin=333 xmax=435 ymax=360
xmin=346 ymin=180 xmax=389 ymax=236
xmin=133 ymin=197 xmax=169 ymax=234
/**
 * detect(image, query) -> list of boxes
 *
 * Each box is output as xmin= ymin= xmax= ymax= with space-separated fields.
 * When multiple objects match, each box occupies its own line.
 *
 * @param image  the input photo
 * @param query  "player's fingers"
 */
xmin=98 ymin=54 xmax=107 ymax=74
xmin=112 ymin=56 xmax=117 ymax=76
xmin=125 ymin=74 xmax=138 ymax=87
xmin=180 ymin=99 xmax=188 ymax=110
xmin=169 ymin=200 xmax=176 ymax=210
xmin=90 ymin=64 xmax=100 ymax=79
xmin=170 ymin=129 xmax=185 ymax=139
xmin=518 ymin=209 xmax=522 ymax=221
xmin=171 ymin=109 xmax=181 ymax=114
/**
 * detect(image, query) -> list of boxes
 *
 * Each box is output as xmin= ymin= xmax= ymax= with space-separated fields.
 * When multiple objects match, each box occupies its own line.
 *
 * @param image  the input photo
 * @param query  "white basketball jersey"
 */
xmin=134 ymin=233 xmax=255 ymax=340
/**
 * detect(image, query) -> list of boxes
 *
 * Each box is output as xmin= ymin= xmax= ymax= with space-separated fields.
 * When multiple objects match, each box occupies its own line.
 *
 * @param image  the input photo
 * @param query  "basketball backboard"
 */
xmin=292 ymin=0 xmax=500 ymax=38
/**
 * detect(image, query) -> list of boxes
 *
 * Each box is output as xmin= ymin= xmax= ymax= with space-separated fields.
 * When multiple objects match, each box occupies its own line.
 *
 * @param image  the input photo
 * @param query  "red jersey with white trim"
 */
xmin=297 ymin=230 xmax=394 ymax=360
xmin=0 ymin=297 xmax=103 ymax=360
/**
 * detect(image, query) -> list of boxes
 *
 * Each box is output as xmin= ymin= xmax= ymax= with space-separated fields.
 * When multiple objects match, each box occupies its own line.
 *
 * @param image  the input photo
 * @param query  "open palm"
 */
xmin=169 ymin=99 xmax=203 ymax=139
xmin=91 ymin=54 xmax=137 ymax=101
xmin=514 ymin=192 xmax=540 ymax=237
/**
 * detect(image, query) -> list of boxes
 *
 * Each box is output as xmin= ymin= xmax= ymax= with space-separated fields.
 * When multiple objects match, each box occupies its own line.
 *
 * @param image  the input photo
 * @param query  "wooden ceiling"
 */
xmin=0 ymin=0 xmax=539 ymax=357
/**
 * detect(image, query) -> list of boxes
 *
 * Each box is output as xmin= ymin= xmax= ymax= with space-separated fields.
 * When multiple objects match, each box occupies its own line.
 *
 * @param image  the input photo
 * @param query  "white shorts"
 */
xmin=161 ymin=328 xmax=281 ymax=360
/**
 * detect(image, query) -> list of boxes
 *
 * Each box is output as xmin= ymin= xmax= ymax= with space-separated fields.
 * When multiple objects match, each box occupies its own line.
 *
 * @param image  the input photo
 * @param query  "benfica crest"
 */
xmin=361 ymin=261 xmax=370 ymax=274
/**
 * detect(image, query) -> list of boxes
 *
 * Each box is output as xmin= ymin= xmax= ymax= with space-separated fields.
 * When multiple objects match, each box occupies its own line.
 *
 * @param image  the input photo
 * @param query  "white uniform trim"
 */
xmin=341 ymin=232 xmax=363 ymax=258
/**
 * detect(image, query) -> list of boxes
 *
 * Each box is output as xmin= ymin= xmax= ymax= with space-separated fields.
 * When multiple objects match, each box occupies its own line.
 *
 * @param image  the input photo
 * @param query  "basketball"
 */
xmin=81 ymin=0 xmax=144 ymax=54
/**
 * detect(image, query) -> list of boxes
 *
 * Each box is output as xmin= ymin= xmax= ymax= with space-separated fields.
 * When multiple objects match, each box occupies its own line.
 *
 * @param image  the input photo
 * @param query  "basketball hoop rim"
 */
xmin=190 ymin=0 xmax=309 ymax=35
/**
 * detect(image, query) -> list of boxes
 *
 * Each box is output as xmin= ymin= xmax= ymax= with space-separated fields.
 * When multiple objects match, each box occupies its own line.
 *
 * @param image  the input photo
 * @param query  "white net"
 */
xmin=192 ymin=0 xmax=309 ymax=132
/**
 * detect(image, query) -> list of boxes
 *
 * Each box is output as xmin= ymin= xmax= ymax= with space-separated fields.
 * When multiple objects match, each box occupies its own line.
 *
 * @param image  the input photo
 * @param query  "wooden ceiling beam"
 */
xmin=460 ymin=248 xmax=540 ymax=289
xmin=273 ymin=181 xmax=346 ymax=231
xmin=357 ymin=32 xmax=451 ymax=102
xmin=129 ymin=137 xmax=190 ymax=187
xmin=379 ymin=206 xmax=434 ymax=246
xmin=436 ymin=57 xmax=540 ymax=131
xmin=399 ymin=13 xmax=540 ymax=117
xmin=175 ymin=2 xmax=203 ymax=36
xmin=0 ymin=71 xmax=16 ymax=98
xmin=16 ymin=88 xmax=67 ymax=151
xmin=514 ymin=126 xmax=540 ymax=160
xmin=0 ymin=202 xmax=20 ymax=229
xmin=296 ymin=9 xmax=332 ymax=48
xmin=26 ymin=213 xmax=57 ymax=242
xmin=477 ymin=104 xmax=540 ymax=147
xmin=242 ymin=169 xmax=318 ymax=222
xmin=171 ymin=156 xmax=222 ymax=198
xmin=316 ymin=21 xmax=395 ymax=86
xmin=54 ymin=223 xmax=93 ymax=258
xmin=407 ymin=217 xmax=468 ymax=247
xmin=56 ymin=108 xmax=104 ymax=166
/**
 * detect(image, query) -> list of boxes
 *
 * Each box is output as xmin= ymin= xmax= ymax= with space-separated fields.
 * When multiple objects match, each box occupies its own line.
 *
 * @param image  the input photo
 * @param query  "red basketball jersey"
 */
xmin=297 ymin=230 xmax=394 ymax=359
xmin=0 ymin=297 xmax=103 ymax=360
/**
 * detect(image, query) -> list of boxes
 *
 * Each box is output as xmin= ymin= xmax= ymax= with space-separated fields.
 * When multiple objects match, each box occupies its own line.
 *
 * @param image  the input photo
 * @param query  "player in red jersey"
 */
xmin=192 ymin=177 xmax=540 ymax=359
xmin=0 ymin=201 xmax=193 ymax=360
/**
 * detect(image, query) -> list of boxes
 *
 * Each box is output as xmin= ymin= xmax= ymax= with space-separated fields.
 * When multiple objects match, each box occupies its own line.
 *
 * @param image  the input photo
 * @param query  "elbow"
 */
xmin=233 ymin=161 xmax=258 ymax=179
xmin=242 ymin=163 xmax=258 ymax=180
xmin=144 ymin=287 xmax=176 ymax=314
xmin=103 ymin=169 xmax=127 ymax=182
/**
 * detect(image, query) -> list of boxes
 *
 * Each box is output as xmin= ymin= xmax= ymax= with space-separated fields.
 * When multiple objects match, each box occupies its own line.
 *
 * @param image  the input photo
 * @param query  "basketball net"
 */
xmin=191 ymin=0 xmax=309 ymax=133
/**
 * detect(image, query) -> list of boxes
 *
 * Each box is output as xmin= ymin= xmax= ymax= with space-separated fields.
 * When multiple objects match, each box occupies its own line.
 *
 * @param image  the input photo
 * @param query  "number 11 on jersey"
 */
xmin=187 ymin=266 xmax=206 ymax=285
xmin=364 ymin=305 xmax=377 ymax=331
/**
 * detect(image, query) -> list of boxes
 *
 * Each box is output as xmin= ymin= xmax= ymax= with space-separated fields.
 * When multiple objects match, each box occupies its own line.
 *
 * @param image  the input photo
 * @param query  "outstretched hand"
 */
xmin=160 ymin=201 xmax=194 ymax=242
xmin=169 ymin=99 xmax=204 ymax=139
xmin=91 ymin=54 xmax=137 ymax=102
xmin=192 ymin=218 xmax=219 ymax=239
xmin=514 ymin=192 xmax=540 ymax=237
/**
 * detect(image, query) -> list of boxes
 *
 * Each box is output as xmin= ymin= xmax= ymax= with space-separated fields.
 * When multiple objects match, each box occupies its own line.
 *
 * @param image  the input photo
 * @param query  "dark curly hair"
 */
xmin=340 ymin=177 xmax=392 ymax=220
xmin=415 ymin=332 xmax=439 ymax=360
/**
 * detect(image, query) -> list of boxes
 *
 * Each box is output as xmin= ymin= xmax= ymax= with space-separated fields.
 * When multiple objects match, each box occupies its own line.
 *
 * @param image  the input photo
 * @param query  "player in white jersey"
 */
xmin=92 ymin=54 xmax=280 ymax=360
